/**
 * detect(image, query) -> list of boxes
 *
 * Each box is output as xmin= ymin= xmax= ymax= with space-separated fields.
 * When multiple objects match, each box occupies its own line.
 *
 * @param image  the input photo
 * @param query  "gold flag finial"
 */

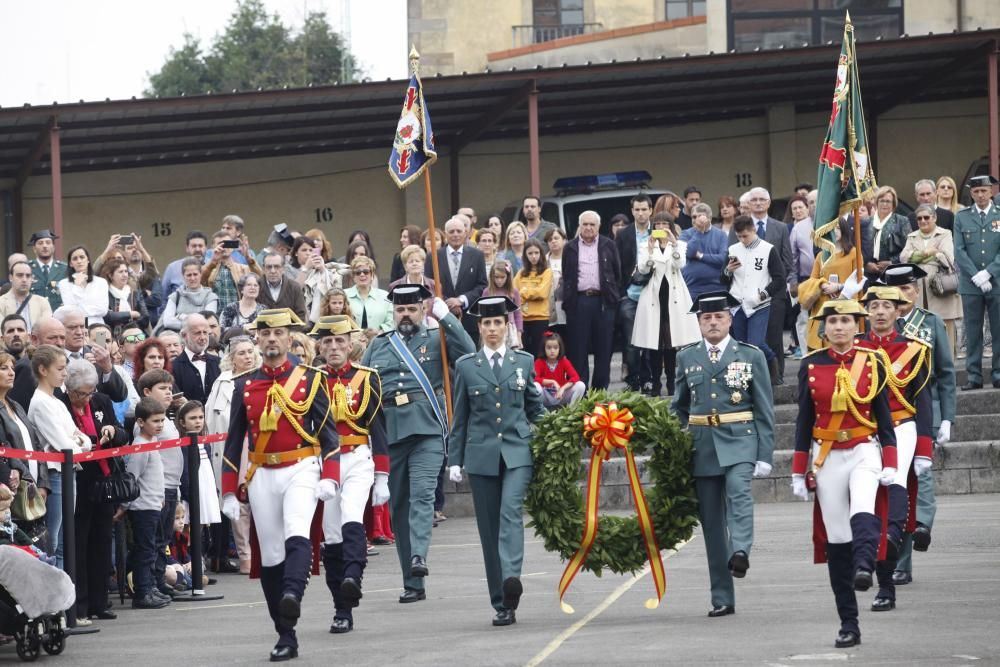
xmin=845 ymin=10 xmax=852 ymax=24
xmin=409 ymin=46 xmax=420 ymax=75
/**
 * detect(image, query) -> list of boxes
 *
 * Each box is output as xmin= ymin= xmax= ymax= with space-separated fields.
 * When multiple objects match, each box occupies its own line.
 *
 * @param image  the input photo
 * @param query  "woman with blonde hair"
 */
xmin=289 ymin=332 xmax=317 ymax=365
xmin=935 ymin=176 xmax=961 ymax=215
xmin=653 ymin=192 xmax=682 ymax=220
xmin=304 ymin=228 xmax=333 ymax=261
xmin=345 ymin=256 xmax=392 ymax=340
xmin=388 ymin=245 xmax=437 ymax=328
xmin=499 ymin=221 xmax=528 ymax=274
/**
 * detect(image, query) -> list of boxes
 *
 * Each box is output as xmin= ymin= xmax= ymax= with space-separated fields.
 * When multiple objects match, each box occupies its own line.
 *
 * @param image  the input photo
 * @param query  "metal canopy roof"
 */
xmin=0 ymin=29 xmax=996 ymax=184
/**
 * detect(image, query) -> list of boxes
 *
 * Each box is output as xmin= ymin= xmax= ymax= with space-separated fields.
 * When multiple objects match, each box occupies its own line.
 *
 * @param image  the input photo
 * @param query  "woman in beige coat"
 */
xmin=900 ymin=203 xmax=962 ymax=355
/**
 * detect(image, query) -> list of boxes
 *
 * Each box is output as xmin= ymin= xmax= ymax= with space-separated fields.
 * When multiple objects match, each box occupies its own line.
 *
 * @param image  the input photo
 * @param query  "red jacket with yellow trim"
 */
xmin=856 ymin=330 xmax=933 ymax=459
xmin=793 ymin=346 xmax=897 ymax=475
xmin=221 ymin=359 xmax=338 ymax=496
xmin=325 ymin=362 xmax=389 ymax=475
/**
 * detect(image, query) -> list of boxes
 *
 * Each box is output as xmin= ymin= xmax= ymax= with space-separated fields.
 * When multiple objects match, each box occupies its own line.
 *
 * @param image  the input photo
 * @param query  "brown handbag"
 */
xmin=929 ymin=259 xmax=959 ymax=297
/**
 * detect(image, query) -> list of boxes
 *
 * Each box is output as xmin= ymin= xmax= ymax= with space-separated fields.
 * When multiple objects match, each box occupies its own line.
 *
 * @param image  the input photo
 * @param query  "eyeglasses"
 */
xmin=353 ymin=269 xmax=371 ymax=276
xmin=123 ymin=333 xmax=146 ymax=344
xmin=916 ymin=216 xmax=933 ymax=221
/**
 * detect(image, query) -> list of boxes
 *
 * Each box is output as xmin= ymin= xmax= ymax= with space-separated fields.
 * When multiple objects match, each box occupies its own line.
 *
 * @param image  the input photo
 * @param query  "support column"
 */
xmin=528 ymin=86 xmax=540 ymax=196
xmin=766 ymin=104 xmax=796 ymax=195
xmin=50 ymin=124 xmax=64 ymax=257
xmin=988 ymin=46 xmax=998 ymax=181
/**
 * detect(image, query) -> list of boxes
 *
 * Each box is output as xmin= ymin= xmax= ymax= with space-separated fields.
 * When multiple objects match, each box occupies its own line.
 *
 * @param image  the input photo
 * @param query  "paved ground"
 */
xmin=12 ymin=493 xmax=997 ymax=666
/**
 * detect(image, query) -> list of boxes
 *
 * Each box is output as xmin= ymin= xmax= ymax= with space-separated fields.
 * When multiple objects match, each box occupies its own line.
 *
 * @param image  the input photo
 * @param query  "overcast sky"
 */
xmin=0 ymin=0 xmax=407 ymax=108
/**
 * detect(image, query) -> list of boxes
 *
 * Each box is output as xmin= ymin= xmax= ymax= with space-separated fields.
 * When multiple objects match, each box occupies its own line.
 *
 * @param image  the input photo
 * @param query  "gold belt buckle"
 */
xmin=395 ymin=393 xmax=409 ymax=406
xmin=836 ymin=430 xmax=850 ymax=443
xmin=266 ymin=453 xmax=282 ymax=465
xmin=708 ymin=414 xmax=721 ymax=427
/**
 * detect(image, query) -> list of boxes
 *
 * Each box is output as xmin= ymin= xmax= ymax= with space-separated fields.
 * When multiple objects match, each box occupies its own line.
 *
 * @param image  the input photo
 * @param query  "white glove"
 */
xmin=936 ymin=420 xmax=951 ymax=445
xmin=913 ymin=456 xmax=933 ymax=477
xmin=878 ymin=467 xmax=897 ymax=486
xmin=840 ymin=272 xmax=867 ymax=299
xmin=972 ymin=269 xmax=992 ymax=288
xmin=791 ymin=474 xmax=809 ymax=501
xmin=981 ymin=281 xmax=993 ymax=294
xmin=315 ymin=478 xmax=340 ymax=502
xmin=431 ymin=297 xmax=450 ymax=320
xmin=753 ymin=461 xmax=772 ymax=478
xmin=372 ymin=473 xmax=390 ymax=506
xmin=449 ymin=465 xmax=463 ymax=483
xmin=221 ymin=494 xmax=240 ymax=522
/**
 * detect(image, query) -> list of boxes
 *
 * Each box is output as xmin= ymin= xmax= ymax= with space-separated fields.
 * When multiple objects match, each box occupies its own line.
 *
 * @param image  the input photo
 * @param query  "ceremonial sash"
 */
xmin=244 ymin=365 xmax=309 ymax=486
xmin=813 ymin=352 xmax=869 ymax=471
xmin=387 ymin=332 xmax=447 ymax=436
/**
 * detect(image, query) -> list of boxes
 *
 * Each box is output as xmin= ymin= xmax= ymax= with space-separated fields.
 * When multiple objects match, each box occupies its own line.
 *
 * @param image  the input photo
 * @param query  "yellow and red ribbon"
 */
xmin=557 ymin=402 xmax=667 ymax=613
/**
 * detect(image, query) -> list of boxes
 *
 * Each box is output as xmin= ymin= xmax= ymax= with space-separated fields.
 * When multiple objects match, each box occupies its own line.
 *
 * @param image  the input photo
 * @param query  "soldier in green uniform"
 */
xmin=26 ymin=230 xmax=68 ymax=311
xmin=361 ymin=284 xmax=475 ymax=603
xmin=953 ymin=174 xmax=1000 ymax=390
xmin=448 ymin=296 xmax=545 ymax=627
xmin=671 ymin=291 xmax=775 ymax=618
xmin=881 ymin=263 xmax=957 ymax=584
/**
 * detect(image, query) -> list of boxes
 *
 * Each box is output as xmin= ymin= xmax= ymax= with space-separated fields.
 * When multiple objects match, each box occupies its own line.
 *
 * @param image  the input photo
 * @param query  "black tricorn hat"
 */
xmin=467 ymin=295 xmax=518 ymax=318
xmin=387 ymin=284 xmax=433 ymax=305
xmin=689 ymin=290 xmax=740 ymax=314
xmin=880 ymin=263 xmax=928 ymax=286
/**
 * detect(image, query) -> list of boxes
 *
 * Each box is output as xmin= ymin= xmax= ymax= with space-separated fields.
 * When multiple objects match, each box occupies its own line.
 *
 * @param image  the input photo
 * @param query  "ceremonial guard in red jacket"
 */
xmin=220 ymin=309 xmax=338 ymax=662
xmin=310 ymin=315 xmax=389 ymax=634
xmin=792 ymin=300 xmax=896 ymax=649
xmin=855 ymin=286 xmax=932 ymax=612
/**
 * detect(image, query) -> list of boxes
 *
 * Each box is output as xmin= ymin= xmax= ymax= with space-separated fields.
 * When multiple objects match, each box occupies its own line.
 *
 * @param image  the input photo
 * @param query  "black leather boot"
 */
xmin=826 ymin=542 xmax=861 ymax=647
xmin=850 ymin=513 xmax=879 ymax=591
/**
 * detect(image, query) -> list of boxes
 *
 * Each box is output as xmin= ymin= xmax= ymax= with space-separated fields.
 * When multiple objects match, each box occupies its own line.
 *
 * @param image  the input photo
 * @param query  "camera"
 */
xmin=221 ymin=239 xmax=240 ymax=249
xmin=117 ymin=235 xmax=134 ymax=246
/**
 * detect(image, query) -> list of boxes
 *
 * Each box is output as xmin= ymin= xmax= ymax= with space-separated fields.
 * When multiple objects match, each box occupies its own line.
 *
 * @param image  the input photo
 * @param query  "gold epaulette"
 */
xmin=351 ymin=362 xmax=377 ymax=373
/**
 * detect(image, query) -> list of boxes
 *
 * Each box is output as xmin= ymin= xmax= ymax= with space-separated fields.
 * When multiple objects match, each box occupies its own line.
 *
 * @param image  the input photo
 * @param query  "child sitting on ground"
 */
xmin=533 ymin=330 xmax=586 ymax=408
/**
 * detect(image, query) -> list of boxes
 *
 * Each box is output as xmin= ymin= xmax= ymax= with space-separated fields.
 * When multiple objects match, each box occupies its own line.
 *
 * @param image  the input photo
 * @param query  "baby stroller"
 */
xmin=0 ymin=545 xmax=74 ymax=661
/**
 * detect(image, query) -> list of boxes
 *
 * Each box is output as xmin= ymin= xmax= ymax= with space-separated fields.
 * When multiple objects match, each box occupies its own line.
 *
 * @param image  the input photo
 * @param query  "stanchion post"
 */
xmin=60 ymin=450 xmax=77 ymax=628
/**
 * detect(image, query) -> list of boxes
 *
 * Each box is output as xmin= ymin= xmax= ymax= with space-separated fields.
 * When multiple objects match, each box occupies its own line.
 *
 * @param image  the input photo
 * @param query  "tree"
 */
xmin=144 ymin=0 xmax=358 ymax=97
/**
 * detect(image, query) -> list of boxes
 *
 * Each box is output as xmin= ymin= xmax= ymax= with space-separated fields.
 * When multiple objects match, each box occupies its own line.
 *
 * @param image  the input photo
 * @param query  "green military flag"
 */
xmin=813 ymin=13 xmax=878 ymax=273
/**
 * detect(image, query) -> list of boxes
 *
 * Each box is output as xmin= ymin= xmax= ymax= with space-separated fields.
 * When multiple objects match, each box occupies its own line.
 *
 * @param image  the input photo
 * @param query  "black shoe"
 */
xmin=329 ymin=617 xmax=353 ymax=634
xmin=892 ymin=571 xmax=912 ymax=585
xmin=728 ymin=551 xmax=749 ymax=579
xmin=410 ymin=555 xmax=428 ymax=578
xmin=151 ymin=589 xmax=172 ymax=604
xmin=89 ymin=610 xmax=117 ymax=620
xmin=871 ymin=596 xmax=895 ymax=611
xmin=340 ymin=577 xmax=362 ymax=607
xmin=834 ymin=630 xmax=861 ymax=648
xmin=278 ymin=594 xmax=300 ymax=629
xmin=502 ymin=577 xmax=523 ymax=610
xmin=994 ymin=381 xmax=1000 ymax=389
xmin=132 ymin=593 xmax=169 ymax=609
xmin=157 ymin=584 xmax=178 ymax=599
xmin=707 ymin=605 xmax=735 ymax=617
xmin=269 ymin=645 xmax=298 ymax=662
xmin=912 ymin=524 xmax=931 ymax=552
xmin=492 ymin=609 xmax=516 ymax=626
xmin=372 ymin=536 xmax=392 ymax=546
xmin=854 ymin=569 xmax=873 ymax=591
xmin=962 ymin=382 xmax=983 ymax=391
xmin=398 ymin=589 xmax=426 ymax=604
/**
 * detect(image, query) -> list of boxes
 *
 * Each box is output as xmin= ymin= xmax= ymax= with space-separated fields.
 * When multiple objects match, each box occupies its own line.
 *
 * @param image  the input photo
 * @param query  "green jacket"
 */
xmin=449 ymin=348 xmax=545 ymax=476
xmin=672 ymin=339 xmax=775 ymax=477
xmin=28 ymin=259 xmax=68 ymax=311
xmin=897 ymin=306 xmax=956 ymax=424
xmin=953 ymin=202 xmax=1000 ymax=294
xmin=361 ymin=313 xmax=475 ymax=444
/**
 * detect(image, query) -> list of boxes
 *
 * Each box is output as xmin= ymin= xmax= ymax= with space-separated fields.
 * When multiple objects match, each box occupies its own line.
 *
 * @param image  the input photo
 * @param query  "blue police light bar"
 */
xmin=552 ymin=170 xmax=653 ymax=195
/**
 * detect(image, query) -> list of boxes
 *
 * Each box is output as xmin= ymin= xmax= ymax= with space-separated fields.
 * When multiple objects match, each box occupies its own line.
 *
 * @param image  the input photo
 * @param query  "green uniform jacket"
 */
xmin=672 ymin=339 xmax=775 ymax=477
xmin=361 ymin=313 xmax=475 ymax=444
xmin=897 ymin=306 xmax=957 ymax=424
xmin=953 ymin=202 xmax=1000 ymax=294
xmin=449 ymin=348 xmax=545 ymax=476
xmin=28 ymin=259 xmax=68 ymax=311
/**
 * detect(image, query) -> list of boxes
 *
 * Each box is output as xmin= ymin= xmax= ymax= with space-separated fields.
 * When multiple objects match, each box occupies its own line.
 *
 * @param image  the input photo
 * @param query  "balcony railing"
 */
xmin=511 ymin=23 xmax=604 ymax=48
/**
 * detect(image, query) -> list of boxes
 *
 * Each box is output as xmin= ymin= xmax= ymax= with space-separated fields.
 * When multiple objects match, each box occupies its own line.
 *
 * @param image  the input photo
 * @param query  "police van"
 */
xmin=501 ymin=171 xmax=666 ymax=238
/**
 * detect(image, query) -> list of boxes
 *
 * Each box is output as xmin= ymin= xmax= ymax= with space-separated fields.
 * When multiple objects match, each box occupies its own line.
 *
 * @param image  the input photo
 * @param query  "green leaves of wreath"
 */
xmin=525 ymin=390 xmax=699 ymax=575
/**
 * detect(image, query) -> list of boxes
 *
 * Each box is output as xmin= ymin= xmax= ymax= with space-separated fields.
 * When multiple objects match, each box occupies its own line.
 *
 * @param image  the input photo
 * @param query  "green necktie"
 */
xmin=491 ymin=351 xmax=502 ymax=380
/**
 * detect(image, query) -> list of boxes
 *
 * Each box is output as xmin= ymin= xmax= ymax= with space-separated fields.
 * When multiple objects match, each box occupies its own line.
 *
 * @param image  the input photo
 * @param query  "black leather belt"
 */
xmin=581 ymin=289 xmax=601 ymax=297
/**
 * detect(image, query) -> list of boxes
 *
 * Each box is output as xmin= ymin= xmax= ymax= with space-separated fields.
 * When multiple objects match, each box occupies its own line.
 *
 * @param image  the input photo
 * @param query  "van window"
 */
xmin=563 ymin=195 xmax=639 ymax=238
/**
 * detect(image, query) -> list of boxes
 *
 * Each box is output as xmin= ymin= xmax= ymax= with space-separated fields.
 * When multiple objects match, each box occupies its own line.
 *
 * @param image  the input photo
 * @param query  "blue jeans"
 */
xmin=129 ymin=510 xmax=161 ymax=598
xmin=44 ymin=470 xmax=64 ymax=569
xmin=733 ymin=306 xmax=774 ymax=361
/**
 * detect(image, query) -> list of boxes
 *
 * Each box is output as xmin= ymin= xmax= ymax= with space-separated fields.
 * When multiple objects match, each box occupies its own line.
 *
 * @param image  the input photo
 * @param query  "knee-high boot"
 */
xmin=850 ymin=513 xmax=880 ymax=590
xmin=282 ymin=536 xmax=313 ymax=602
xmin=322 ymin=543 xmax=347 ymax=611
xmin=260 ymin=563 xmax=296 ymax=649
xmin=826 ymin=542 xmax=860 ymax=638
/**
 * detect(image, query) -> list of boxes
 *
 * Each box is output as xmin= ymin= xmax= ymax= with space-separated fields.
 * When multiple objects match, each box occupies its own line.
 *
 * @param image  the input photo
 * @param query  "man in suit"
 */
xmin=425 ymin=217 xmax=488 ymax=346
xmin=908 ymin=179 xmax=954 ymax=231
xmin=562 ymin=211 xmax=621 ymax=390
xmin=361 ymin=285 xmax=475 ymax=603
xmin=732 ymin=188 xmax=792 ymax=383
xmin=258 ymin=251 xmax=308 ymax=322
xmin=0 ymin=260 xmax=52 ymax=332
xmin=671 ymin=291 xmax=775 ymax=618
xmin=27 ymin=229 xmax=68 ymax=311
xmin=448 ymin=296 xmax=545 ymax=627
xmin=953 ymin=174 xmax=1000 ymax=389
xmin=171 ymin=313 xmax=221 ymax=404
xmin=614 ymin=194 xmax=653 ymax=391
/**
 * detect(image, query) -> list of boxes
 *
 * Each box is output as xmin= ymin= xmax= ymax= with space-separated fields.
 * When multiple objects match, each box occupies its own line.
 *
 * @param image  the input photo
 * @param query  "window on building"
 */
xmin=728 ymin=0 xmax=903 ymax=51
xmin=531 ymin=0 xmax=587 ymax=43
xmin=666 ymin=0 xmax=707 ymax=20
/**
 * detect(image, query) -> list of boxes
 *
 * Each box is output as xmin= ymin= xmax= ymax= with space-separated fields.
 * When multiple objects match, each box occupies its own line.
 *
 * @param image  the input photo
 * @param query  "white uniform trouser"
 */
xmin=322 ymin=446 xmax=375 ymax=544
xmin=891 ymin=420 xmax=917 ymax=487
xmin=814 ymin=441 xmax=881 ymax=544
xmin=248 ymin=457 xmax=320 ymax=567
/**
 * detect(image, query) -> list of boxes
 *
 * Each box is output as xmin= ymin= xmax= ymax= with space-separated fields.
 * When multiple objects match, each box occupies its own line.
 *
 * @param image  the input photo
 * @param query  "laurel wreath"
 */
xmin=525 ymin=390 xmax=699 ymax=575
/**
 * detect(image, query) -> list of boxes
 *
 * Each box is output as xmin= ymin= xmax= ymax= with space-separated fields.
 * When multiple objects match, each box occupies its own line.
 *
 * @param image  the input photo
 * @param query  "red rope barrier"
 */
xmin=0 ymin=432 xmax=228 ymax=463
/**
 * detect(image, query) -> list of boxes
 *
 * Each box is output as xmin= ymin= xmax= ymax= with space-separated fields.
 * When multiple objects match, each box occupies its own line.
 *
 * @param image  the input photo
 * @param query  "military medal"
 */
xmin=516 ymin=367 xmax=526 ymax=389
xmin=730 ymin=391 xmax=742 ymax=404
xmin=419 ymin=345 xmax=427 ymax=354
xmin=724 ymin=361 xmax=753 ymax=390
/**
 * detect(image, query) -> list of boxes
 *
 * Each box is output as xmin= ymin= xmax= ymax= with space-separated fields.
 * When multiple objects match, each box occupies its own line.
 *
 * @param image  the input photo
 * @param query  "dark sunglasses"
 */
xmin=123 ymin=333 xmax=146 ymax=343
xmin=353 ymin=269 xmax=372 ymax=276
xmin=915 ymin=216 xmax=933 ymax=221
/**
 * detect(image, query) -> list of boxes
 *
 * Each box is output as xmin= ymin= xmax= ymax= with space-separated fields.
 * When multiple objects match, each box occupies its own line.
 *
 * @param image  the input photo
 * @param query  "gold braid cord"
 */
xmin=830 ymin=350 xmax=883 ymax=428
xmin=264 ymin=371 xmax=325 ymax=445
xmin=875 ymin=345 xmax=930 ymax=415
xmin=331 ymin=372 xmax=372 ymax=435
